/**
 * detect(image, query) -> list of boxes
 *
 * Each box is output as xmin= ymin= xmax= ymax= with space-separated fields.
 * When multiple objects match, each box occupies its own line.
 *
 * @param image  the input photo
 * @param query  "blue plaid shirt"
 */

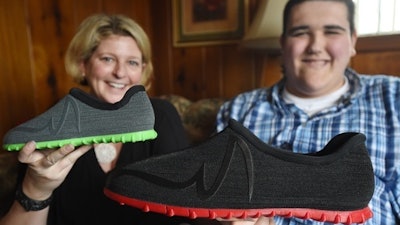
xmin=217 ymin=68 xmax=400 ymax=225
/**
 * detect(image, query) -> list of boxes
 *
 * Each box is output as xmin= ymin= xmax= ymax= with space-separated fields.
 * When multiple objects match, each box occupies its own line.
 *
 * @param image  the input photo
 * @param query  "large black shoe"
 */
xmin=104 ymin=119 xmax=374 ymax=224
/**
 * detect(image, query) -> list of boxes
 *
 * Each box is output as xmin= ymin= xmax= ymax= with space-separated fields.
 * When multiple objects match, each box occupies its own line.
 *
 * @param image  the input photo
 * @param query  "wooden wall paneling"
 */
xmin=150 ymin=0 xmax=264 ymax=101
xmin=259 ymin=54 xmax=283 ymax=87
xmin=150 ymin=0 xmax=174 ymax=97
xmin=56 ymin=0 xmax=103 ymax=92
xmin=351 ymin=51 xmax=400 ymax=77
xmin=171 ymin=47 xmax=205 ymax=100
xmin=202 ymin=46 xmax=224 ymax=98
xmin=352 ymin=35 xmax=400 ymax=77
xmin=56 ymin=0 xmax=97 ymax=94
xmin=103 ymin=0 xmax=152 ymax=32
xmin=356 ymin=34 xmax=400 ymax=52
xmin=71 ymin=0 xmax=102 ymax=23
xmin=0 ymin=0 xmax=36 ymax=149
xmin=170 ymin=44 xmax=261 ymax=101
xmin=26 ymin=0 xmax=78 ymax=114
xmin=220 ymin=45 xmax=257 ymax=98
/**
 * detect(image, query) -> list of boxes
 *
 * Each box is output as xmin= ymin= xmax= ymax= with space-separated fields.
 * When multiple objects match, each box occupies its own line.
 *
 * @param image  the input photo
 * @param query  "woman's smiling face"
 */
xmin=81 ymin=34 xmax=145 ymax=103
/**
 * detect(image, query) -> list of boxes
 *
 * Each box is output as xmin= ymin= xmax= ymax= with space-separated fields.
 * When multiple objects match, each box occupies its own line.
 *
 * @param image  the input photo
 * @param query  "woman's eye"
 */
xmin=129 ymin=61 xmax=140 ymax=66
xmin=102 ymin=57 xmax=114 ymax=62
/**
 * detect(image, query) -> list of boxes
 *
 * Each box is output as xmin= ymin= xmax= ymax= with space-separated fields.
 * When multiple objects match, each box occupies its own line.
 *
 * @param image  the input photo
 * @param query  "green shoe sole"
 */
xmin=4 ymin=130 xmax=157 ymax=151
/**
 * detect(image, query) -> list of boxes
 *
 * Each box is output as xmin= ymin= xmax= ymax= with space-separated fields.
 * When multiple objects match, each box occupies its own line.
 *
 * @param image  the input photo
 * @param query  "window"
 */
xmin=353 ymin=0 xmax=400 ymax=36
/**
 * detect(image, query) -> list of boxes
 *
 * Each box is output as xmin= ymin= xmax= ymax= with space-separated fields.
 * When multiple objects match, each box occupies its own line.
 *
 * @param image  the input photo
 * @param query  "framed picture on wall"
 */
xmin=172 ymin=0 xmax=247 ymax=47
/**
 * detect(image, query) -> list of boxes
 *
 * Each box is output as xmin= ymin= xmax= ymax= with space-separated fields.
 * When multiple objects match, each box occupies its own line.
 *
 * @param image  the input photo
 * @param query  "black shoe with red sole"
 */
xmin=104 ymin=119 xmax=374 ymax=224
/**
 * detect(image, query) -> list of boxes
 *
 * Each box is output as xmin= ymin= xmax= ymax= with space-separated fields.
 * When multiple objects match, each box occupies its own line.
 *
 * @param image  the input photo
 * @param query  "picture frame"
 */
xmin=172 ymin=0 xmax=247 ymax=47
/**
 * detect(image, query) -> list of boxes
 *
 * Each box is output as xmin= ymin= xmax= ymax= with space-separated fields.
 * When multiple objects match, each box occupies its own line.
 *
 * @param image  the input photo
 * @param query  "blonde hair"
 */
xmin=65 ymin=14 xmax=153 ymax=89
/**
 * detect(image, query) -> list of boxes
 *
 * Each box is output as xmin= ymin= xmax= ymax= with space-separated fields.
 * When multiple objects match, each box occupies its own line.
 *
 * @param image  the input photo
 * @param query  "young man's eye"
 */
xmin=324 ymin=26 xmax=346 ymax=35
xmin=288 ymin=28 xmax=309 ymax=37
xmin=325 ymin=30 xmax=341 ymax=35
xmin=291 ymin=31 xmax=307 ymax=37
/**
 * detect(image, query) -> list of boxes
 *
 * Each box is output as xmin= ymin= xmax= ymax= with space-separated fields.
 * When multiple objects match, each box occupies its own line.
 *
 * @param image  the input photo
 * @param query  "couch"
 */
xmin=159 ymin=95 xmax=225 ymax=144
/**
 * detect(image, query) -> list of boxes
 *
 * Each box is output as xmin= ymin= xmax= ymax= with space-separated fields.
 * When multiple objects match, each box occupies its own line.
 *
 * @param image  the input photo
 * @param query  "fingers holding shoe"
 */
xmin=18 ymin=142 xmax=92 ymax=199
xmin=218 ymin=217 xmax=275 ymax=225
xmin=18 ymin=141 xmax=41 ymax=164
xmin=41 ymin=144 xmax=74 ymax=167
xmin=41 ymin=144 xmax=91 ymax=169
xmin=19 ymin=142 xmax=91 ymax=170
xmin=254 ymin=217 xmax=275 ymax=225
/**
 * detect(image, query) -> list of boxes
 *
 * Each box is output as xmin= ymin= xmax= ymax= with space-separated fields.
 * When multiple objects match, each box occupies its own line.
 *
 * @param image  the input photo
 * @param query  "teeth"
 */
xmin=109 ymin=82 xmax=125 ymax=89
xmin=303 ymin=60 xmax=328 ymax=68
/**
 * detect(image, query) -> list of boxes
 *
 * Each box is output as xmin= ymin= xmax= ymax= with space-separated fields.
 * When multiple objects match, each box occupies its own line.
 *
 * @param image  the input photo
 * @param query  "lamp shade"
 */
xmin=242 ymin=0 xmax=287 ymax=51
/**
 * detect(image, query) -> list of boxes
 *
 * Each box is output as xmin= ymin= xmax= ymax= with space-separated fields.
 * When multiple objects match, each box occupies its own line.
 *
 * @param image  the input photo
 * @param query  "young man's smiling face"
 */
xmin=280 ymin=0 xmax=357 ymax=98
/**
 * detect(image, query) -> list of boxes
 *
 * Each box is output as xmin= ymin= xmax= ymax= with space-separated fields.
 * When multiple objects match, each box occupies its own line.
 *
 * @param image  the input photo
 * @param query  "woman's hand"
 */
xmin=18 ymin=141 xmax=92 ymax=200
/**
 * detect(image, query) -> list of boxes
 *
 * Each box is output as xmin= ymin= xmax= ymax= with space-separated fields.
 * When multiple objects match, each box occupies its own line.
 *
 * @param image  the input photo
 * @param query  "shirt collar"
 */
xmin=271 ymin=68 xmax=362 ymax=109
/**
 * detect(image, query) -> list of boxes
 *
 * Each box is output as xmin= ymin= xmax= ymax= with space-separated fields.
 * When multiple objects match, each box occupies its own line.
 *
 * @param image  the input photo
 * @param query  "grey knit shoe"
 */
xmin=3 ymin=85 xmax=157 ymax=151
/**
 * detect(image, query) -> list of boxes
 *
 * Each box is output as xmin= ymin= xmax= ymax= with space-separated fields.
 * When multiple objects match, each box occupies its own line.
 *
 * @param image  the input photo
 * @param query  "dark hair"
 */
xmin=282 ymin=0 xmax=356 ymax=36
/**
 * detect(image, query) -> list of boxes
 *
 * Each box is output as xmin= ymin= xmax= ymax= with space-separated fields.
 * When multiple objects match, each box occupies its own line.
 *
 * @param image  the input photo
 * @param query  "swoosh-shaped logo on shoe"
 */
xmin=12 ymin=96 xmax=81 ymax=135
xmin=119 ymin=135 xmax=254 ymax=201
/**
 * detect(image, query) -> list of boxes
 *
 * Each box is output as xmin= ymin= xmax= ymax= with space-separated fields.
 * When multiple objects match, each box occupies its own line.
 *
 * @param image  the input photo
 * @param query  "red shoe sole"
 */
xmin=104 ymin=188 xmax=373 ymax=224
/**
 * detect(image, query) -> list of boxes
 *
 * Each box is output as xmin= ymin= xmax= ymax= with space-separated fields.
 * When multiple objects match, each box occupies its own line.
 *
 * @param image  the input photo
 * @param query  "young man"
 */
xmin=217 ymin=0 xmax=400 ymax=224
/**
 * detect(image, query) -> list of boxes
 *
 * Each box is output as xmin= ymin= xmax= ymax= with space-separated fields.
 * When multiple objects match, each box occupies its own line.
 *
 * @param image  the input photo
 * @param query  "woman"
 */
xmin=0 ymin=14 xmax=192 ymax=225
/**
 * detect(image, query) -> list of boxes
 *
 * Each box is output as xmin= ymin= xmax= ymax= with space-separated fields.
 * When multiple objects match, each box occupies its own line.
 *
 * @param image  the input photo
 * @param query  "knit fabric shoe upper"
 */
xmin=104 ymin=119 xmax=374 ymax=224
xmin=3 ymin=85 xmax=157 ymax=151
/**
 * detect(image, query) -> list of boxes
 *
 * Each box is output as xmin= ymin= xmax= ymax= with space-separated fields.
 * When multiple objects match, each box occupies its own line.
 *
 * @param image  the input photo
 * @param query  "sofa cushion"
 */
xmin=159 ymin=95 xmax=225 ymax=144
